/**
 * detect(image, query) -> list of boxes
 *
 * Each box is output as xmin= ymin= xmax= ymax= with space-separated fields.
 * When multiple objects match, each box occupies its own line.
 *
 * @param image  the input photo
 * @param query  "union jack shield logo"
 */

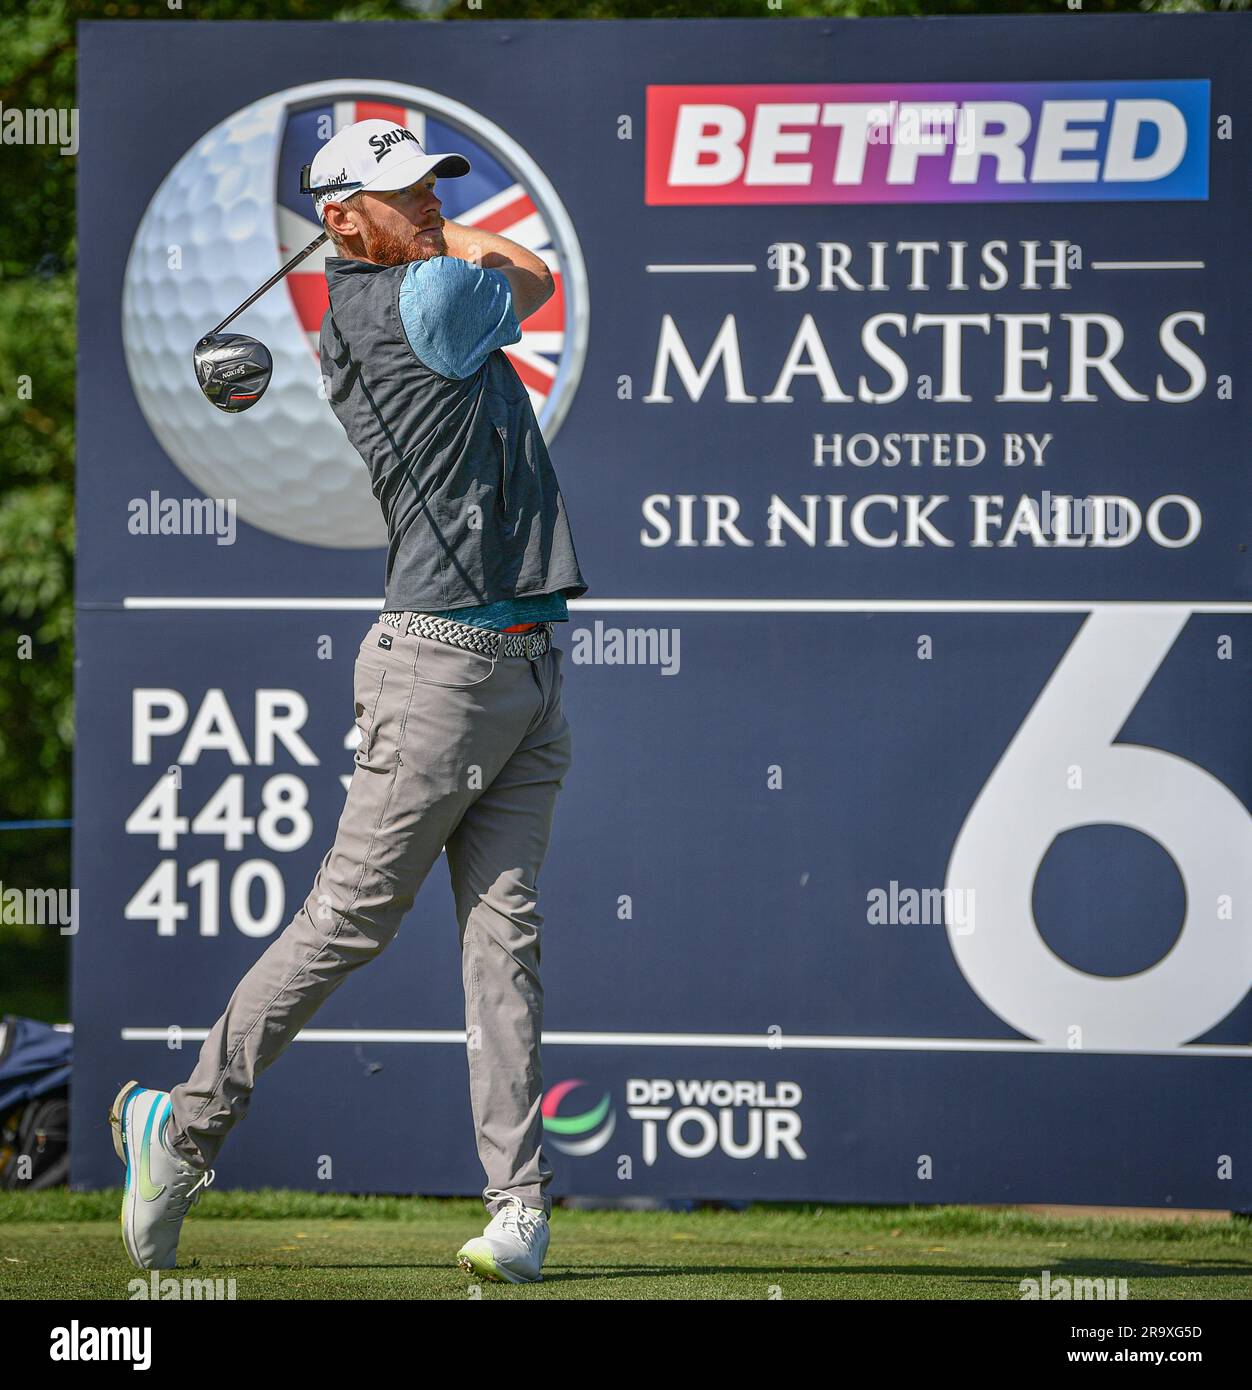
xmin=125 ymin=79 xmax=588 ymax=549
xmin=276 ymin=91 xmax=588 ymax=434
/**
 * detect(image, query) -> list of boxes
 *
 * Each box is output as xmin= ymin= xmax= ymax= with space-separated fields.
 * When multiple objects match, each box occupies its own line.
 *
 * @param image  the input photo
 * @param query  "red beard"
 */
xmin=359 ymin=218 xmax=447 ymax=266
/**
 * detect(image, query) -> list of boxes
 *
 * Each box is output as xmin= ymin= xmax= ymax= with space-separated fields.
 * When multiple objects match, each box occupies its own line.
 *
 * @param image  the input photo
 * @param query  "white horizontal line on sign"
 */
xmin=122 ymin=598 xmax=1252 ymax=614
xmin=1091 ymin=260 xmax=1206 ymax=270
xmin=644 ymin=263 xmax=757 ymax=273
xmin=124 ymin=597 xmax=382 ymax=610
xmin=567 ymin=599 xmax=1252 ymax=615
xmin=118 ymin=1027 xmax=1249 ymax=1057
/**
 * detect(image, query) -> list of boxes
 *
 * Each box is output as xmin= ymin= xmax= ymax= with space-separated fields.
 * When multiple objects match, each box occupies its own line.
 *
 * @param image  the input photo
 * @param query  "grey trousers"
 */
xmin=167 ymin=619 xmax=571 ymax=1217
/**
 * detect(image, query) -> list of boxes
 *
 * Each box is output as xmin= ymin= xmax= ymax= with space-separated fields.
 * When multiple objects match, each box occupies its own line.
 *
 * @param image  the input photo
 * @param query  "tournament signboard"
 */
xmin=75 ymin=16 xmax=1250 ymax=1206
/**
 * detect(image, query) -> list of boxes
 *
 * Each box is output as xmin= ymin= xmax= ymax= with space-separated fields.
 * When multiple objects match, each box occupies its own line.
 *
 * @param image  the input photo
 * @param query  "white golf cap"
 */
xmin=303 ymin=119 xmax=471 ymax=221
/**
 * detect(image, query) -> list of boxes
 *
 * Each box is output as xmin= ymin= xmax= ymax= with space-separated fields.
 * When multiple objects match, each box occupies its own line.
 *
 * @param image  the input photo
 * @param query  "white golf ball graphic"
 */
xmin=122 ymin=80 xmax=588 ymax=551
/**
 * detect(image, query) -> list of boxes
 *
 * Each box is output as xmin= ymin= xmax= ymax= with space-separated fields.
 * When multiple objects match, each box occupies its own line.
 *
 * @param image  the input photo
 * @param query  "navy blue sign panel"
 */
xmin=75 ymin=17 xmax=1250 ymax=1205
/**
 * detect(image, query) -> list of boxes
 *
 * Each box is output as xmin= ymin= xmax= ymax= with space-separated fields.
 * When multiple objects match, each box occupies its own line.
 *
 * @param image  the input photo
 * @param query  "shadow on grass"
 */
xmin=171 ymin=1256 xmax=1250 ymax=1285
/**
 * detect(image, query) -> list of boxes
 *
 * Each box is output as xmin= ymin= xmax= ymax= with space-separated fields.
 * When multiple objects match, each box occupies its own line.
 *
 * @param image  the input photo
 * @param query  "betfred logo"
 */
xmin=645 ymin=81 xmax=1208 ymax=205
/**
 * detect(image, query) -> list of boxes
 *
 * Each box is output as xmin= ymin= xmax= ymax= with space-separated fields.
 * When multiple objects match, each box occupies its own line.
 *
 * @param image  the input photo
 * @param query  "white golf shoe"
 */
xmin=111 ymin=1081 xmax=214 ymax=1270
xmin=456 ymin=1190 xmax=550 ymax=1284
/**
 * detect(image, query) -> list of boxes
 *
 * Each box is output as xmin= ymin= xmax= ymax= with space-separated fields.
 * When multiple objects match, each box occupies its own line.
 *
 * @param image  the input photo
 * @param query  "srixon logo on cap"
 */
xmin=369 ymin=126 xmax=420 ymax=163
xmin=646 ymin=80 xmax=1209 ymax=204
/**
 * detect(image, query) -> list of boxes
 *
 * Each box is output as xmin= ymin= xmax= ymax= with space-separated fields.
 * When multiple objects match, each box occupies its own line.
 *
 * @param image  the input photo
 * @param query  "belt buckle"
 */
xmin=494 ymin=623 xmax=546 ymax=659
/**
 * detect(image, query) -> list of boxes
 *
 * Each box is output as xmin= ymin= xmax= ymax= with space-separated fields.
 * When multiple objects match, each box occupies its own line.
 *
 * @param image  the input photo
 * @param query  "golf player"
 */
xmin=111 ymin=119 xmax=588 ymax=1285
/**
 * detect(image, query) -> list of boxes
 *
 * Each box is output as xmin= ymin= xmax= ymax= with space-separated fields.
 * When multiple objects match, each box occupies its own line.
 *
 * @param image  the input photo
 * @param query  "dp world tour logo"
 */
xmin=122 ymin=79 xmax=589 ymax=551
xmin=542 ymin=1080 xmax=616 ymax=1156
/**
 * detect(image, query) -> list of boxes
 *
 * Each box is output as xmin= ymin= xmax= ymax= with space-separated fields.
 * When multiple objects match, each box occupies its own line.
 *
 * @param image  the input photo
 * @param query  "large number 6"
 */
xmin=946 ymin=608 xmax=1252 ymax=1050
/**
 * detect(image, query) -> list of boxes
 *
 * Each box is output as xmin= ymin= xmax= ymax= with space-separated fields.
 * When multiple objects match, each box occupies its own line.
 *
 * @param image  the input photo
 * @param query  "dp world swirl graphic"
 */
xmin=122 ymin=79 xmax=589 ymax=550
xmin=542 ymin=1081 xmax=616 ymax=1157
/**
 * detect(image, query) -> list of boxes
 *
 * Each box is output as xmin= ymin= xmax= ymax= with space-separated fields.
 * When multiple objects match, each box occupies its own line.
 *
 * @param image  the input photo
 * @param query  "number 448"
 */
xmin=124 ymin=771 xmax=312 ymax=851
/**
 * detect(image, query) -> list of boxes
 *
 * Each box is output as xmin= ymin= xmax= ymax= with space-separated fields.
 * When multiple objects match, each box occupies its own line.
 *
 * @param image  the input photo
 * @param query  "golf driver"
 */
xmin=193 ymin=230 xmax=328 ymax=413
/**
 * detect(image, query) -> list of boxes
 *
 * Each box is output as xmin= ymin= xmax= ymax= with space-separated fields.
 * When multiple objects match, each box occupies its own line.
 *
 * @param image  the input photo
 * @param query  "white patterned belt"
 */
xmin=379 ymin=610 xmax=553 ymax=660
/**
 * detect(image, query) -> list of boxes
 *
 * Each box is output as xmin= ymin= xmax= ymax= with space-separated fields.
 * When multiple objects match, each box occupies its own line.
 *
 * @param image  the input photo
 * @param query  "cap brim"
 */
xmin=366 ymin=150 xmax=472 ymax=193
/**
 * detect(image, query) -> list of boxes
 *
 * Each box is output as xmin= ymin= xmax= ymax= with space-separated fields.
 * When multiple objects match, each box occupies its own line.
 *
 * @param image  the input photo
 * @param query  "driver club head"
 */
xmin=193 ymin=333 xmax=273 ymax=413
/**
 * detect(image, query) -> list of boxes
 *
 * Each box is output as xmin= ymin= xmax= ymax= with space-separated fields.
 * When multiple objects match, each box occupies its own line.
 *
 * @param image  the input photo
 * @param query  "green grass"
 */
xmin=1 ymin=1191 xmax=1248 ymax=1300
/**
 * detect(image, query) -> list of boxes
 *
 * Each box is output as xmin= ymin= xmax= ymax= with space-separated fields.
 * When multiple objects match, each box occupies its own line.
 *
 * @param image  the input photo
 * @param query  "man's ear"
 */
xmin=323 ymin=202 xmax=359 ymax=242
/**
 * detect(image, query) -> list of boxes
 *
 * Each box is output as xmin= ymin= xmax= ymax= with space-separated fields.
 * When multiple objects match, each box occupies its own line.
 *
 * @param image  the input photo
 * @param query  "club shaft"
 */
xmin=208 ymin=232 xmax=329 ymax=336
